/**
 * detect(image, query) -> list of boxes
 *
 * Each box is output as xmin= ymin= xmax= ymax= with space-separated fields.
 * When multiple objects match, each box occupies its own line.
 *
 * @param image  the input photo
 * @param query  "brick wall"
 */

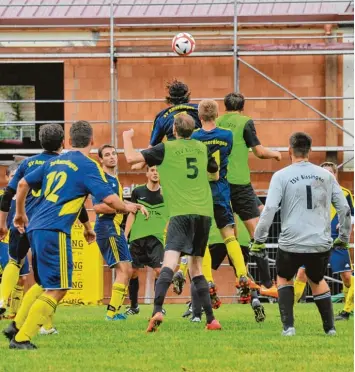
xmin=62 ymin=53 xmax=352 ymax=191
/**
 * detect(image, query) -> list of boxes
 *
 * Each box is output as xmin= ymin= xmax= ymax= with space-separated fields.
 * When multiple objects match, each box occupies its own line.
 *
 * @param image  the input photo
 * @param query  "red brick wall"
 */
xmin=62 ymin=53 xmax=352 ymax=191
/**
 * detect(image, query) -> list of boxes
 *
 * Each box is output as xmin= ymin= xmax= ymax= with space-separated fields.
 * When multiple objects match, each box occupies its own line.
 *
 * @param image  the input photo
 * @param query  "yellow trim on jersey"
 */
xmin=59 ymin=232 xmax=68 ymax=288
xmin=109 ymin=236 xmax=120 ymax=263
xmin=85 ymin=156 xmax=108 ymax=183
xmin=114 ymin=177 xmax=124 ymax=232
xmin=2 ymin=231 xmax=9 ymax=244
xmin=330 ymin=186 xmax=354 ymax=221
xmin=341 ymin=186 xmax=354 ymax=206
xmin=59 ymin=196 xmax=86 ymax=216
xmin=0 ymin=189 xmax=4 ymax=196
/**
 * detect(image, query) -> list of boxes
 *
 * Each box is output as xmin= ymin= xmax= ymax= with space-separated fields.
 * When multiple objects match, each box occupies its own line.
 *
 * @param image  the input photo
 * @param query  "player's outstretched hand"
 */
xmin=84 ymin=229 xmax=96 ymax=244
xmin=14 ymin=213 xmax=28 ymax=234
xmin=333 ymin=237 xmax=349 ymax=249
xmin=123 ymin=129 xmax=134 ymax=139
xmin=137 ymin=205 xmax=149 ymax=219
xmin=274 ymin=151 xmax=282 ymax=162
xmin=0 ymin=223 xmax=8 ymax=241
xmin=250 ymin=239 xmax=266 ymax=253
xmin=125 ymin=203 xmax=139 ymax=214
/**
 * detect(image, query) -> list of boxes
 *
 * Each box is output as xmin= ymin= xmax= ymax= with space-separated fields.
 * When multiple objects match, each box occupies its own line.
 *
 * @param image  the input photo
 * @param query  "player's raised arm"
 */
xmin=331 ymin=176 xmax=352 ymax=244
xmin=254 ymin=172 xmax=283 ymax=245
xmin=245 ymin=120 xmax=281 ymax=161
xmin=123 ymin=129 xmax=165 ymax=168
xmin=123 ymin=129 xmax=146 ymax=165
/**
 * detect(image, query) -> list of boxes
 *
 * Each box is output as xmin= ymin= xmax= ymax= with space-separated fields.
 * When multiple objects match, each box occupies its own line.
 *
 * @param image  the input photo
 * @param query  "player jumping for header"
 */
xmin=123 ymin=114 xmax=221 ymax=332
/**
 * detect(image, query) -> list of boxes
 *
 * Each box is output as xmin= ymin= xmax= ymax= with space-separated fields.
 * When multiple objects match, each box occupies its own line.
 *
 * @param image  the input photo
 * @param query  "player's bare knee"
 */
xmin=17 ymin=276 xmax=26 ymax=286
xmin=277 ymin=275 xmax=293 ymax=287
xmin=153 ymin=268 xmax=161 ymax=277
xmin=162 ymin=250 xmax=181 ymax=271
xmin=46 ymin=289 xmax=67 ymax=302
xmin=131 ymin=269 xmax=139 ymax=279
xmin=188 ymin=256 xmax=203 ymax=278
xmin=308 ymin=278 xmax=329 ymax=295
xmin=341 ymin=271 xmax=352 ymax=287
xmin=220 ymin=225 xmax=234 ymax=240
xmin=296 ymin=268 xmax=307 ymax=283
xmin=243 ymin=217 xmax=258 ymax=237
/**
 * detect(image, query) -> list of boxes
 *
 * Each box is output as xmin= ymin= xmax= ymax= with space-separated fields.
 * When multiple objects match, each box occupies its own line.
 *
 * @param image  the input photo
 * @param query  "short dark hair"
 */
xmin=174 ymin=114 xmax=195 ymax=138
xmin=39 ymin=123 xmax=64 ymax=152
xmin=289 ymin=132 xmax=312 ymax=158
xmin=6 ymin=162 xmax=18 ymax=177
xmin=70 ymin=120 xmax=93 ymax=148
xmin=224 ymin=92 xmax=245 ymax=111
xmin=166 ymin=79 xmax=190 ymax=105
xmin=98 ymin=144 xmax=115 ymax=159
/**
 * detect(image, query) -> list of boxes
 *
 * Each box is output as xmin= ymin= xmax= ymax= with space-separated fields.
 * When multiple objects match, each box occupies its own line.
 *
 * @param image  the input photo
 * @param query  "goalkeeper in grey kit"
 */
xmin=252 ymin=132 xmax=352 ymax=336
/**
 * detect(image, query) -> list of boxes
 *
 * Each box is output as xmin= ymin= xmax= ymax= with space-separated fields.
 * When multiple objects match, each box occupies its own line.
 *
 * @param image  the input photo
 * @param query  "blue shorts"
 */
xmin=211 ymin=179 xmax=234 ymax=229
xmin=0 ymin=242 xmax=8 ymax=275
xmin=213 ymin=202 xmax=234 ymax=229
xmin=330 ymin=247 xmax=352 ymax=274
xmin=28 ymin=230 xmax=72 ymax=290
xmin=0 ymin=241 xmax=30 ymax=277
xmin=97 ymin=229 xmax=131 ymax=268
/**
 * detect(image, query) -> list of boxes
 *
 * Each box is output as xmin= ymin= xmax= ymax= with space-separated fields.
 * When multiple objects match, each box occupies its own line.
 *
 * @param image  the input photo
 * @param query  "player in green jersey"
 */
xmin=123 ymin=114 xmax=222 ymax=332
xmin=217 ymin=92 xmax=281 ymax=297
xmin=124 ymin=166 xmax=168 ymax=315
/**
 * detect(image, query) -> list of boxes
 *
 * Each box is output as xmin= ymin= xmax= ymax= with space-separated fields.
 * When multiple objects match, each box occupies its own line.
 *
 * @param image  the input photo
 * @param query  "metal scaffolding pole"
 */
xmin=0 ymin=20 xmax=352 ymax=30
xmin=238 ymin=57 xmax=354 ymax=139
xmin=0 ymin=146 xmax=352 ymax=156
xmin=109 ymin=0 xmax=115 ymax=147
xmin=0 ymin=48 xmax=353 ymax=59
xmin=338 ymin=156 xmax=355 ymax=170
xmin=233 ymin=0 xmax=239 ymax=92
xmin=0 ymin=1 xmax=351 ymax=6
xmin=0 ymin=97 xmax=353 ymax=104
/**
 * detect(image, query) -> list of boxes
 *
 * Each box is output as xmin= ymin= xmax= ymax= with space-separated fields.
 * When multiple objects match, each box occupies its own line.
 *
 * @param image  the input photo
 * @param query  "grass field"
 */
xmin=0 ymin=303 xmax=353 ymax=372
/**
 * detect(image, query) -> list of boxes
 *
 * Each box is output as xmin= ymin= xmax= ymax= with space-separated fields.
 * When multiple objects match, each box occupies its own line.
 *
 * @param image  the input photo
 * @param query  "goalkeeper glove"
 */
xmin=333 ymin=237 xmax=349 ymax=249
xmin=250 ymin=239 xmax=266 ymax=253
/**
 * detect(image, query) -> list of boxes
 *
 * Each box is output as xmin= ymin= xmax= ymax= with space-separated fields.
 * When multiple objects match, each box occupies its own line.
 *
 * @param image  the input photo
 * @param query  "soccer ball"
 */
xmin=172 ymin=33 xmax=196 ymax=56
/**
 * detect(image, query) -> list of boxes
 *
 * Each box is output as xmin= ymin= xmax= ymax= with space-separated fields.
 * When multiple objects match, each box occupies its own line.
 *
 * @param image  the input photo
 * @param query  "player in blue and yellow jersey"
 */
xmin=192 ymin=100 xmax=264 ymax=321
xmin=149 ymin=80 xmax=201 ymax=146
xmin=0 ymin=124 xmax=66 ymax=317
xmin=294 ymin=162 xmax=354 ymax=320
xmin=0 ymin=162 xmax=30 ymax=320
xmin=92 ymin=144 xmax=145 ymax=321
xmin=5 ymin=121 xmax=147 ymax=350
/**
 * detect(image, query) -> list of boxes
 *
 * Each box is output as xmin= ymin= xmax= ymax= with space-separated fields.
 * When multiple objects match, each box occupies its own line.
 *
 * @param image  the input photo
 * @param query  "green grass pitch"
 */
xmin=0 ymin=304 xmax=353 ymax=372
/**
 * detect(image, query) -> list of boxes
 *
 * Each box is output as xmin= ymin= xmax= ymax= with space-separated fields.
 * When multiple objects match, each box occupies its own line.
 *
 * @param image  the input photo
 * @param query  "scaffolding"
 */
xmin=0 ymin=0 xmax=354 ymax=301
xmin=0 ymin=1 xmax=354 ymax=160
